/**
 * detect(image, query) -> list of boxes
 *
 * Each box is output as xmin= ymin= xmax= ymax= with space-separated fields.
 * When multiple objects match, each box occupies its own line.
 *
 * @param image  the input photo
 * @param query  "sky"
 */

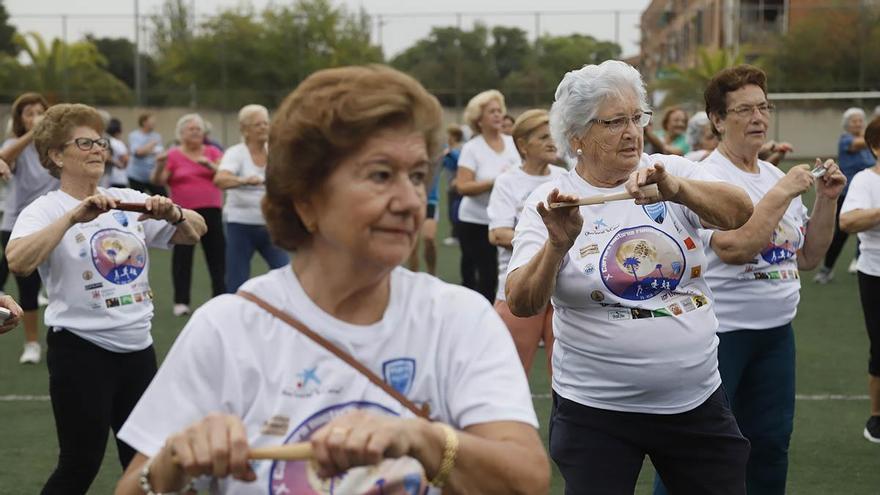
xmin=5 ymin=0 xmax=652 ymax=58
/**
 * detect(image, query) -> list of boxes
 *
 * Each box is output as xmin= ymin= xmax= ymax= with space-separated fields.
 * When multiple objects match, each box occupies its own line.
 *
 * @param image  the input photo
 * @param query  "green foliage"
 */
xmin=87 ymin=35 xmax=157 ymax=93
xmin=652 ymin=48 xmax=745 ymax=108
xmin=0 ymin=0 xmax=17 ymax=56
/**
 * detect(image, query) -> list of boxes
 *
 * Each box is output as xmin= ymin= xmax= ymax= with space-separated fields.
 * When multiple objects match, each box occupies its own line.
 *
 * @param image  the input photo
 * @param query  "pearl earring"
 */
xmin=576 ymin=149 xmax=583 ymax=156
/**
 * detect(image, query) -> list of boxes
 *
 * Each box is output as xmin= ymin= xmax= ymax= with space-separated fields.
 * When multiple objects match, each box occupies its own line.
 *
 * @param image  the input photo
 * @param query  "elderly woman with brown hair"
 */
xmin=506 ymin=60 xmax=754 ymax=494
xmin=0 ymin=92 xmax=55 ymax=364
xmin=115 ymin=65 xmax=548 ymax=495
xmin=455 ymin=89 xmax=521 ymax=301
xmin=5 ymin=103 xmax=206 ymax=494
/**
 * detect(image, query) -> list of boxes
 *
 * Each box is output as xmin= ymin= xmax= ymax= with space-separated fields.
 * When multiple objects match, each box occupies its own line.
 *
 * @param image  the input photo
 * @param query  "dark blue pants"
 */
xmin=655 ymin=323 xmax=795 ymax=495
xmin=224 ymin=222 xmax=289 ymax=293
xmin=550 ymin=387 xmax=749 ymax=495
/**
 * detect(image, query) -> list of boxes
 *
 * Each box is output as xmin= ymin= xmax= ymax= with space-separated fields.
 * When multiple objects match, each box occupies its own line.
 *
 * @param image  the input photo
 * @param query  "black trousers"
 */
xmin=172 ymin=207 xmax=225 ymax=304
xmin=858 ymin=271 xmax=880 ymax=376
xmin=550 ymin=388 xmax=750 ymax=495
xmin=823 ymin=192 xmax=859 ymax=270
xmin=127 ymin=178 xmax=167 ymax=197
xmin=0 ymin=229 xmax=42 ymax=310
xmin=42 ymin=329 xmax=157 ymax=495
xmin=457 ymin=220 xmax=497 ymax=301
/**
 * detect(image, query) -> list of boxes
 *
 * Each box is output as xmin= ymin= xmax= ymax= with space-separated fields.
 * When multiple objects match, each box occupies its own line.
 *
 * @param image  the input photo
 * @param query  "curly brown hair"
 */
xmin=264 ymin=65 xmax=443 ymax=251
xmin=10 ymin=92 xmax=49 ymax=138
xmin=704 ymin=65 xmax=767 ymax=136
xmin=32 ymin=104 xmax=105 ymax=179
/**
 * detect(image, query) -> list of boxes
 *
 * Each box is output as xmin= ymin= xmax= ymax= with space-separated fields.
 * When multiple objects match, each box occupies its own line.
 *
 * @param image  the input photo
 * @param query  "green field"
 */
xmin=1 ymin=179 xmax=878 ymax=494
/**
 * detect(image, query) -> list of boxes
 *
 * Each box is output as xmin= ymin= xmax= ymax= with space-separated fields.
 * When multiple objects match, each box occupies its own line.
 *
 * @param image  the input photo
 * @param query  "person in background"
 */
xmin=456 ymin=90 xmax=521 ymax=301
xmin=839 ymin=115 xmax=880 ymax=443
xmin=408 ymin=168 xmax=440 ymax=275
xmin=441 ymin=124 xmax=463 ymax=247
xmin=115 ymin=64 xmax=549 ymax=495
xmin=202 ymin=119 xmax=224 ymax=152
xmin=106 ymin=118 xmax=130 ymax=189
xmin=683 ymin=112 xmax=718 ymax=162
xmin=815 ymin=107 xmax=876 ymax=284
xmin=6 ymin=103 xmax=206 ymax=495
xmin=758 ymin=140 xmax=793 ymax=166
xmin=645 ymin=106 xmax=690 ymax=156
xmin=0 ymin=92 xmax=56 ymax=364
xmin=656 ymin=64 xmax=845 ymax=495
xmin=488 ymin=109 xmax=565 ymax=375
xmin=214 ymin=104 xmax=289 ymax=293
xmin=502 ymin=113 xmax=515 ymax=135
xmin=151 ymin=113 xmax=225 ymax=316
xmin=127 ymin=112 xmax=166 ymax=196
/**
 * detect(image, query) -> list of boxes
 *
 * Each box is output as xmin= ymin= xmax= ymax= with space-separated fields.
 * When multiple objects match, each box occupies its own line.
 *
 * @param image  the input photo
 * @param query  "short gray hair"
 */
xmin=686 ymin=111 xmax=710 ymax=149
xmin=238 ymin=104 xmax=269 ymax=126
xmin=550 ymin=60 xmax=649 ymax=159
xmin=842 ymin=107 xmax=865 ymax=130
xmin=175 ymin=113 xmax=205 ymax=140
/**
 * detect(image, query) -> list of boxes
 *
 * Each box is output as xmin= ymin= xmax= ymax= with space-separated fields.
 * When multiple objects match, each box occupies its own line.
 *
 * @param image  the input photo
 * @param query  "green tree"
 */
xmin=651 ymin=48 xmax=745 ymax=107
xmin=86 ymin=35 xmax=157 ymax=92
xmin=10 ymin=32 xmax=131 ymax=104
xmin=0 ymin=0 xmax=18 ymax=56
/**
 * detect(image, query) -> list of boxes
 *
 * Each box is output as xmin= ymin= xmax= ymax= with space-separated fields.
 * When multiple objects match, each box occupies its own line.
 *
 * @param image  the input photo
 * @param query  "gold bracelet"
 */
xmin=429 ymin=423 xmax=459 ymax=488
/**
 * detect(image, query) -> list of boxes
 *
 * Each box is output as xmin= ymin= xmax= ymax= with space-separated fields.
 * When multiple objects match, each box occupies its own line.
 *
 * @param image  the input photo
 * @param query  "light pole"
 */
xmin=134 ymin=0 xmax=142 ymax=106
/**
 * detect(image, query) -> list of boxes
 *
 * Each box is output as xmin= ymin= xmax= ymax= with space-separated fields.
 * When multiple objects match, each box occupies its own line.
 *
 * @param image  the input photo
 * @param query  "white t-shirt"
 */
xmin=218 ymin=143 xmax=268 ymax=225
xmin=842 ymin=168 xmax=880 ymax=276
xmin=118 ymin=266 xmax=537 ymax=494
xmin=698 ymin=150 xmax=808 ymax=333
xmin=457 ymin=134 xmax=521 ymax=225
xmin=109 ymin=137 xmax=130 ymax=186
xmin=508 ymin=153 xmax=722 ymax=414
xmin=10 ymin=188 xmax=176 ymax=352
xmin=488 ymin=164 xmax=566 ymax=301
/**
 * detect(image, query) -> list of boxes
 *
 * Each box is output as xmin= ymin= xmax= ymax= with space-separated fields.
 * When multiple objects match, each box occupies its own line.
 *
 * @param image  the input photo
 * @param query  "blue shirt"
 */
xmin=127 ymin=130 xmax=164 ymax=183
xmin=838 ymin=133 xmax=875 ymax=187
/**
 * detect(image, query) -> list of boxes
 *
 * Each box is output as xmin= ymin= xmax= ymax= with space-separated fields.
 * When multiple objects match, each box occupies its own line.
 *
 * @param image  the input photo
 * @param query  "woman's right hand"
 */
xmin=152 ymin=413 xmax=256 ymax=489
xmin=69 ymin=195 xmax=119 ymax=224
xmin=774 ymin=164 xmax=815 ymax=199
xmin=536 ymin=188 xmax=583 ymax=252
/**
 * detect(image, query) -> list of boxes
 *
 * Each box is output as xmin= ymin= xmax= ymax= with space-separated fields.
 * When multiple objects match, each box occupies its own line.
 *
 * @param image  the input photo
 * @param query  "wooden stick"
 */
xmin=115 ymin=202 xmax=149 ymax=213
xmin=549 ymin=184 xmax=659 ymax=209
xmin=248 ymin=442 xmax=313 ymax=461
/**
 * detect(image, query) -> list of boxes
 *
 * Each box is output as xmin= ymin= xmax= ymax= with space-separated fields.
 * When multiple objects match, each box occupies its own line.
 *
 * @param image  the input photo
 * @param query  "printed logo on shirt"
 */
xmin=683 ymin=236 xmax=697 ymax=250
xmin=584 ymin=263 xmax=595 ymax=275
xmin=82 ymin=270 xmax=93 ymax=281
xmin=120 ymin=294 xmax=134 ymax=305
xmin=608 ymin=309 xmax=631 ymax=321
xmin=84 ymin=282 xmax=102 ymax=290
xmin=105 ymin=297 xmax=120 ymax=308
xmin=760 ymin=219 xmax=802 ymax=265
xmin=269 ymin=402 xmax=427 ymax=495
xmin=579 ymin=243 xmax=599 ymax=258
xmin=287 ymin=366 xmax=343 ymax=399
xmin=261 ymin=415 xmax=291 ymax=436
xmin=642 ymin=202 xmax=667 ymax=224
xmin=382 ymin=358 xmax=416 ymax=395
xmin=74 ymin=232 xmax=86 ymax=243
xmin=585 ymin=218 xmax=619 ymax=236
xmin=90 ymin=229 xmax=147 ymax=285
xmin=590 ymin=290 xmax=605 ymax=302
xmin=112 ymin=210 xmax=129 ymax=227
xmin=599 ymin=226 xmax=686 ymax=301
xmin=690 ymin=266 xmax=702 ymax=279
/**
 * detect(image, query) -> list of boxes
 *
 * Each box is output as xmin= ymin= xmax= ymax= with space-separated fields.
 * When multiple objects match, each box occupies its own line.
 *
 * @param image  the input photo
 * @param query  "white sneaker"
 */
xmin=38 ymin=291 xmax=49 ymax=306
xmin=848 ymin=258 xmax=859 ymax=274
xmin=19 ymin=341 xmax=41 ymax=364
xmin=172 ymin=304 xmax=191 ymax=317
xmin=813 ymin=267 xmax=834 ymax=284
xmin=442 ymin=237 xmax=459 ymax=247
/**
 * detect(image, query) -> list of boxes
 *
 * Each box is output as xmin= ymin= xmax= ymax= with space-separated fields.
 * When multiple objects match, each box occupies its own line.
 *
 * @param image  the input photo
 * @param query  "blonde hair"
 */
xmin=463 ymin=89 xmax=506 ymax=135
xmin=511 ymin=109 xmax=550 ymax=158
xmin=238 ymin=104 xmax=269 ymax=126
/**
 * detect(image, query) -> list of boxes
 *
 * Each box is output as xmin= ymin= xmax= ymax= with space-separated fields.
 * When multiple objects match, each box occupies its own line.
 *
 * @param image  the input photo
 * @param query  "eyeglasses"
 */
xmin=590 ymin=112 xmax=653 ymax=133
xmin=64 ymin=137 xmax=110 ymax=152
xmin=725 ymin=102 xmax=775 ymax=118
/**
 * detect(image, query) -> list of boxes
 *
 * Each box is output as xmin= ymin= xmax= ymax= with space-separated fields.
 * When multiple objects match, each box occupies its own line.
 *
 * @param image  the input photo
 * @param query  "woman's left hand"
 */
xmin=309 ymin=410 xmax=429 ymax=480
xmin=0 ymin=295 xmax=24 ymax=334
xmin=815 ymin=158 xmax=847 ymax=200
xmin=625 ymin=163 xmax=680 ymax=204
xmin=137 ymin=195 xmax=181 ymax=223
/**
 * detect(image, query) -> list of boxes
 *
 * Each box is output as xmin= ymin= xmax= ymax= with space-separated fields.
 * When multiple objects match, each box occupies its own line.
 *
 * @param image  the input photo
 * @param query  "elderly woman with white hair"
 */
xmin=683 ymin=111 xmax=718 ymax=162
xmin=814 ymin=107 xmax=877 ymax=283
xmin=214 ymin=104 xmax=289 ymax=292
xmin=505 ymin=60 xmax=754 ymax=493
xmin=455 ymin=89 xmax=521 ymax=301
xmin=152 ymin=113 xmax=225 ymax=315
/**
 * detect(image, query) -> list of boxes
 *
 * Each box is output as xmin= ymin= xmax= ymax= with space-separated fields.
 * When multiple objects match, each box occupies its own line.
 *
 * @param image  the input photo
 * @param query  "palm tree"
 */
xmin=651 ymin=48 xmax=746 ymax=108
xmin=623 ymin=257 xmax=641 ymax=282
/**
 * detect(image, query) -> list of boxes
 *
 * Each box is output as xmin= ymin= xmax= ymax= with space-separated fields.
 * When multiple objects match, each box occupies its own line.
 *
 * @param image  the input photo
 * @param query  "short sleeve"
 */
xmin=440 ymin=291 xmax=538 ymax=429
xmin=9 ymin=199 xmax=53 ymax=240
xmin=117 ymin=307 xmax=243 ymax=457
xmin=218 ymin=145 xmax=244 ymax=175
xmin=842 ymin=173 xmax=872 ymax=213
xmin=650 ymin=154 xmax=720 ymax=231
xmin=487 ymin=175 xmax=518 ymax=230
xmin=507 ymin=183 xmax=556 ymax=274
xmin=457 ymin=140 xmax=479 ymax=172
